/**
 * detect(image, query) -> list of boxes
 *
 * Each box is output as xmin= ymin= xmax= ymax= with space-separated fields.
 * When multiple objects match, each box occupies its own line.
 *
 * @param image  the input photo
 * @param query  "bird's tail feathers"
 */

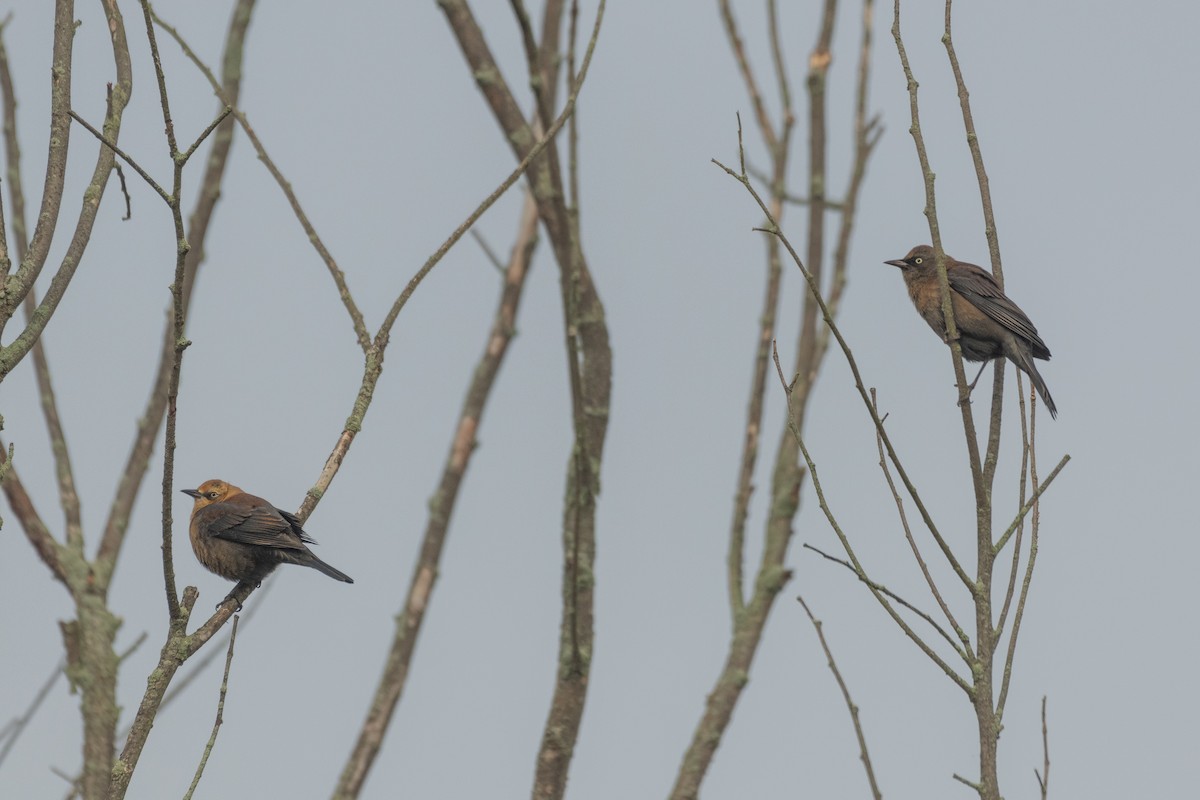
xmin=1007 ymin=347 xmax=1057 ymax=420
xmin=308 ymin=554 xmax=354 ymax=583
xmin=282 ymin=549 xmax=354 ymax=583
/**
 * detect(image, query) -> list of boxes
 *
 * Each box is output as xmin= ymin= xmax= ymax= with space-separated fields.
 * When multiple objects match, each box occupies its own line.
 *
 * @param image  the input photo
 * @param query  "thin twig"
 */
xmin=0 ymin=0 xmax=133 ymax=383
xmin=152 ymin=9 xmax=371 ymax=352
xmin=178 ymin=105 xmax=232 ymax=164
xmin=995 ymin=373 xmax=1032 ymax=640
xmin=114 ymin=162 xmax=132 ymax=220
xmin=871 ymin=388 xmax=971 ymax=656
xmin=944 ymin=0 xmax=1009 ymax=484
xmin=797 ymin=597 xmax=882 ymax=800
xmin=295 ymin=0 xmax=605 ymax=533
xmin=772 ymin=346 xmax=970 ymax=695
xmin=996 ymin=409 xmax=1056 ymax=724
xmin=813 ymin=0 xmax=880 ymax=367
xmin=336 ymin=192 xmax=539 ymax=798
xmin=95 ymin=0 xmax=254 ymax=580
xmin=118 ymin=632 xmax=148 ymax=663
xmin=0 ymin=659 xmax=63 ymax=767
xmin=109 ymin=3 xmax=256 ymax=795
xmin=0 ymin=21 xmax=86 ymax=555
xmin=67 ymin=110 xmax=168 ymax=201
xmin=718 ymin=0 xmax=796 ymax=624
xmin=747 ymin=159 xmax=847 ymax=207
xmin=953 ymin=773 xmax=982 ymax=791
xmin=182 ymin=615 xmax=239 ymax=800
xmin=717 ymin=0 xmax=779 ymax=156
xmin=712 ymin=154 xmax=973 ymax=592
xmin=1035 ymin=696 xmax=1050 ymax=799
xmin=992 ymin=454 xmax=1068 ymax=557
xmin=803 ymin=542 xmax=964 ymax=660
xmin=892 ymin=0 xmax=984 ymax=484
xmin=469 ymin=229 xmax=506 ymax=273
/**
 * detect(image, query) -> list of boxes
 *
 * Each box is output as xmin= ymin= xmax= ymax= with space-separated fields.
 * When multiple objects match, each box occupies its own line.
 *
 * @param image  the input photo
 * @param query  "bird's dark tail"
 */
xmin=290 ymin=550 xmax=354 ymax=583
xmin=1006 ymin=346 xmax=1057 ymax=420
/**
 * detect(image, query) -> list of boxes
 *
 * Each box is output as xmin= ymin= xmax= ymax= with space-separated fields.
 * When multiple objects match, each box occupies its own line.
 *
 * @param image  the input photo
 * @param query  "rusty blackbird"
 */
xmin=182 ymin=479 xmax=354 ymax=585
xmin=884 ymin=244 xmax=1056 ymax=419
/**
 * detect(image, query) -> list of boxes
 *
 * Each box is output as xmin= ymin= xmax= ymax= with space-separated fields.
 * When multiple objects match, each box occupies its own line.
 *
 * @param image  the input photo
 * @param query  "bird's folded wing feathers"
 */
xmin=277 ymin=508 xmax=318 ymax=544
xmin=199 ymin=503 xmax=308 ymax=550
xmin=948 ymin=266 xmax=1050 ymax=354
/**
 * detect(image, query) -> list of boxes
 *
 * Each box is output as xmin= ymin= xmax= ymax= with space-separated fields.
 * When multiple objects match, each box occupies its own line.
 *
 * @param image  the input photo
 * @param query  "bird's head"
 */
xmin=884 ymin=244 xmax=936 ymax=271
xmin=182 ymin=479 xmax=241 ymax=508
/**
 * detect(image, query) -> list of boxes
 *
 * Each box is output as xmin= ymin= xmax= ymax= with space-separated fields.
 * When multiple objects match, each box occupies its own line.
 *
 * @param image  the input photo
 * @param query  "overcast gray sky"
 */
xmin=2 ymin=2 xmax=1197 ymax=798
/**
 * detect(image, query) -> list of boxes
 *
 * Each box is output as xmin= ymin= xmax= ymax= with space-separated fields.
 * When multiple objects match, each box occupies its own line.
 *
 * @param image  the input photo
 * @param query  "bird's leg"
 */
xmin=957 ymin=362 xmax=990 ymax=407
xmin=966 ymin=361 xmax=988 ymax=393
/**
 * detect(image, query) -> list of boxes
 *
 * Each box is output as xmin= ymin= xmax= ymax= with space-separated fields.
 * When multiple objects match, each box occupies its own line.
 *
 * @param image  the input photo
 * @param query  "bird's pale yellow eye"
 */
xmin=207 ymin=491 xmax=219 ymax=499
xmin=914 ymin=256 xmax=923 ymax=264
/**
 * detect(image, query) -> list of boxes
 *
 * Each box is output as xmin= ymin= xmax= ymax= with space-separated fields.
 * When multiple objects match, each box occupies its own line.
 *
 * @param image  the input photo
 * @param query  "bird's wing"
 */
xmin=948 ymin=264 xmax=1050 ymax=356
xmin=197 ymin=498 xmax=308 ymax=551
xmin=277 ymin=508 xmax=318 ymax=544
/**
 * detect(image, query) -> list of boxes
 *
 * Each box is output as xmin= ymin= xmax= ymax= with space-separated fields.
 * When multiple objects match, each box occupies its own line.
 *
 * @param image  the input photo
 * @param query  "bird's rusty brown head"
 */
xmin=884 ymin=244 xmax=936 ymax=270
xmin=181 ymin=479 xmax=240 ymax=508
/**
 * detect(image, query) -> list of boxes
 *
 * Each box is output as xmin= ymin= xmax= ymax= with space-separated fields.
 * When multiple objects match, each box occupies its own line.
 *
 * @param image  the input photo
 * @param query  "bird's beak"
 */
xmin=181 ymin=488 xmax=202 ymax=499
xmin=883 ymin=258 xmax=907 ymax=268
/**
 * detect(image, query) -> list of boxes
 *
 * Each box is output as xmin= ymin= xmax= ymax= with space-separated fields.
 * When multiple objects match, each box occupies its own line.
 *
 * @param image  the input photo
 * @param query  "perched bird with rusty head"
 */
xmin=884 ymin=244 xmax=1056 ymax=419
xmin=182 ymin=479 xmax=353 ymax=585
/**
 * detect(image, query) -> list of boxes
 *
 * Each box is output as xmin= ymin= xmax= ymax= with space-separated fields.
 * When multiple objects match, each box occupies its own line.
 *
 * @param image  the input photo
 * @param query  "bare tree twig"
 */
xmin=943 ymin=0 xmax=1011 ymax=480
xmin=1035 ymin=696 xmax=1050 ymax=799
xmin=768 ymin=345 xmax=968 ymax=695
xmin=109 ymin=2 xmax=258 ymax=794
xmin=0 ymin=0 xmax=133 ymax=385
xmin=803 ymin=543 xmax=964 ymax=660
xmin=711 ymin=153 xmax=972 ymax=591
xmin=334 ymin=191 xmax=540 ymax=797
xmin=295 ymin=0 xmax=604 ymax=533
xmin=66 ymin=110 xmax=168 ymax=201
xmin=813 ymin=0 xmax=881 ymax=367
xmin=797 ymin=597 xmax=882 ymax=800
xmin=0 ymin=0 xmax=72 ymax=344
xmin=996 ymin=411 xmax=1058 ymax=725
xmin=433 ymin=6 xmax=612 ymax=798
xmin=0 ymin=448 xmax=66 ymax=584
xmin=0 ymin=658 xmax=63 ymax=768
xmin=995 ymin=380 xmax=1032 ymax=642
xmin=469 ymin=229 xmax=506 ymax=273
xmin=870 ymin=388 xmax=971 ymax=655
xmin=673 ymin=4 xmax=884 ymax=793
xmin=718 ymin=0 xmax=796 ymax=625
xmin=991 ymin=453 xmax=1068 ymax=558
xmin=182 ymin=616 xmax=239 ymax=800
xmin=152 ymin=8 xmax=372 ymax=352
xmin=0 ymin=21 xmax=85 ymax=553
xmin=96 ymin=0 xmax=254 ymax=576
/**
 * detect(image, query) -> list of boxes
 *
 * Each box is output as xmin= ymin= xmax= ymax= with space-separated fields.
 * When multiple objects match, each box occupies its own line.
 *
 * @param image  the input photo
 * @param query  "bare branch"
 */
xmin=797 ymin=597 xmax=882 ymax=800
xmin=336 ymin=192 xmax=539 ymax=798
xmin=711 ymin=154 xmax=973 ymax=592
xmin=67 ymin=110 xmax=168 ymax=201
xmin=1035 ymin=696 xmax=1050 ymax=799
xmin=182 ymin=616 xmax=239 ymax=800
xmin=0 ymin=658 xmax=63 ymax=768
xmin=151 ymin=8 xmax=372 ymax=353
xmin=0 ymin=0 xmax=133 ymax=383
xmin=871 ymin=389 xmax=971 ymax=655
xmin=803 ymin=542 xmax=965 ymax=661
xmin=96 ymin=0 xmax=255 ymax=576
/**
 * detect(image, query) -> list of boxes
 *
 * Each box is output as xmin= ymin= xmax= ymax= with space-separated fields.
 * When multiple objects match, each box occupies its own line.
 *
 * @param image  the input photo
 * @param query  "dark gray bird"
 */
xmin=884 ymin=244 xmax=1056 ymax=418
